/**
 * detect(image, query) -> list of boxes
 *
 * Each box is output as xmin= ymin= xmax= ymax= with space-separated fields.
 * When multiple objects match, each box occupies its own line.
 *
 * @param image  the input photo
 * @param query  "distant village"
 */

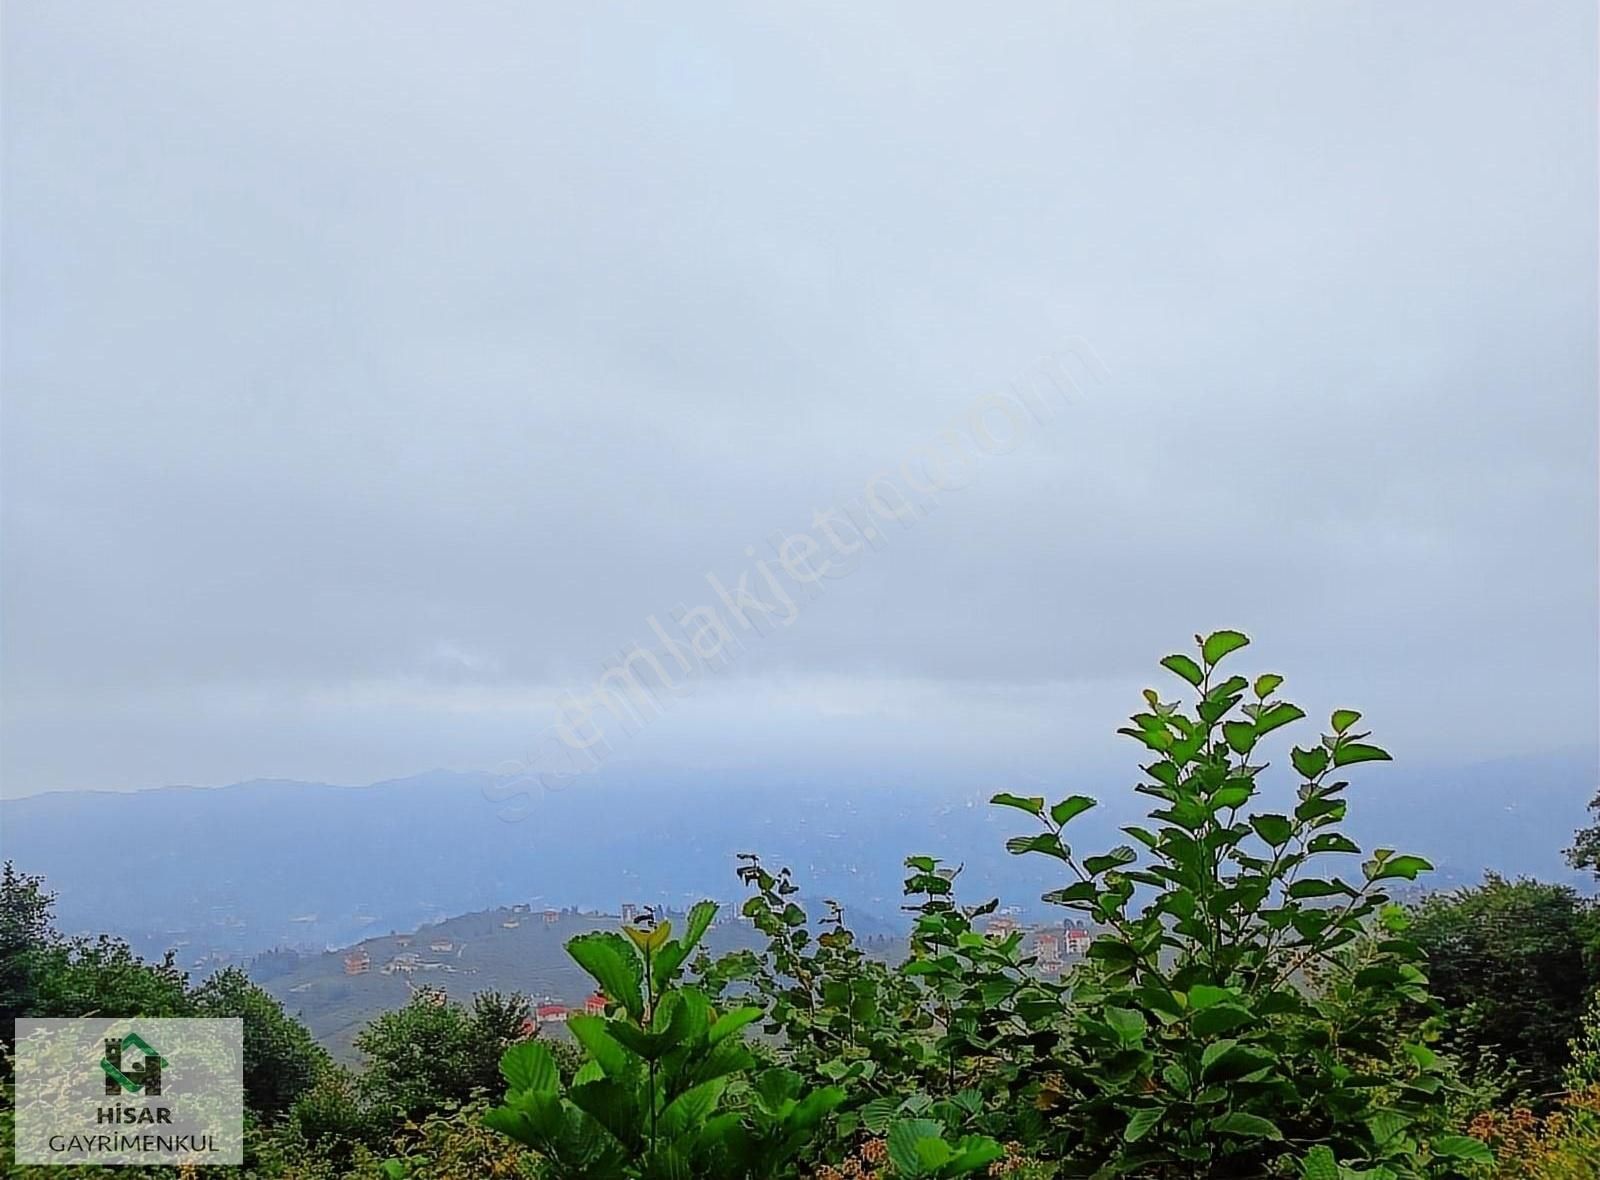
xmin=331 ymin=901 xmax=1097 ymax=1028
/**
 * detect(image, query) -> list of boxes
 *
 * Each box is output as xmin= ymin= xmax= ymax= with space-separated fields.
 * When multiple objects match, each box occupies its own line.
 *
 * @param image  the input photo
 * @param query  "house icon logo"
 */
xmin=101 ymin=1033 xmax=167 ymax=1096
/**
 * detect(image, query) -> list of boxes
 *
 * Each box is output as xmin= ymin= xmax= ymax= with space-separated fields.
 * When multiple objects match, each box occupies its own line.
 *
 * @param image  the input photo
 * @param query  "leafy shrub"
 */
xmin=292 ymin=1064 xmax=385 ymax=1159
xmin=193 ymin=965 xmax=327 ymax=1119
xmin=996 ymin=630 xmax=1485 ymax=1177
xmin=357 ymin=989 xmax=533 ymax=1125
xmin=1565 ymin=988 xmax=1600 ymax=1093
xmin=1409 ymin=876 xmax=1597 ymax=1105
xmin=383 ymin=1098 xmax=542 ymax=1179
xmin=896 ymin=856 xmax=1063 ymax=1145
xmin=727 ymin=857 xmax=938 ymax=1110
xmin=485 ymin=900 xmax=854 ymax=1177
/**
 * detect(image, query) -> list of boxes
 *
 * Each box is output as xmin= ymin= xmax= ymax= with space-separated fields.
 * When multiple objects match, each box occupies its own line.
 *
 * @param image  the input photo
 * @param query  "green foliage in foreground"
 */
xmin=991 ymin=630 xmax=1478 ymax=1177
xmin=482 ymin=903 xmax=1000 ymax=1178
xmin=7 ymin=631 xmax=1543 ymax=1179
xmin=356 ymin=988 xmax=532 ymax=1122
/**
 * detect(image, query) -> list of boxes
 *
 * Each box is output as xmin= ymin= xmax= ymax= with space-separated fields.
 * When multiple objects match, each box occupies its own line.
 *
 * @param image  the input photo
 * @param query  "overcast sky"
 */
xmin=3 ymin=2 xmax=1595 ymax=798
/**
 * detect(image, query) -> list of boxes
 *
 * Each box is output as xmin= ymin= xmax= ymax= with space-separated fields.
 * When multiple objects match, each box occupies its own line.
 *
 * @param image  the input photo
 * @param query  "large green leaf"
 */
xmin=887 ymin=1118 xmax=945 ymax=1178
xmin=1200 ymin=1038 xmax=1238 ymax=1072
xmin=1288 ymin=878 xmax=1348 ymax=900
xmin=1332 ymin=742 xmax=1391 ymax=767
xmin=1161 ymin=654 xmax=1204 ymax=686
xmin=500 ymin=1039 xmax=559 ymax=1095
xmin=566 ymin=1077 xmax=642 ymax=1151
xmin=567 ymin=932 xmax=645 ymax=1018
xmin=1104 ymin=1006 xmax=1148 ymax=1044
xmin=1369 ymin=854 xmax=1433 ymax=882
xmin=707 ymin=1005 xmax=763 ymax=1046
xmin=654 ymin=900 xmax=719 ymax=981
xmin=1225 ymin=721 xmax=1259 ymax=754
xmin=1006 ymin=834 xmax=1068 ymax=860
xmin=1083 ymin=845 xmax=1137 ymax=876
xmin=1250 ymin=814 xmax=1293 ymax=847
xmin=1291 ymin=745 xmax=1330 ymax=778
xmin=1431 ymin=1135 xmax=1493 ymax=1165
xmin=1365 ymin=1109 xmax=1408 ymax=1146
xmin=567 ymin=1014 xmax=634 ymax=1079
xmin=1201 ymin=629 xmax=1250 ymax=666
xmin=482 ymin=1105 xmax=541 ymax=1149
xmin=858 ymin=1095 xmax=901 ymax=1134
xmin=1253 ymin=673 xmax=1284 ymax=698
xmin=788 ymin=1084 xmax=847 ymax=1131
xmin=1301 ymin=1145 xmax=1339 ymax=1180
xmin=1331 ymin=708 xmax=1362 ymax=733
xmin=1211 ymin=782 xmax=1253 ymax=809
xmin=990 ymin=792 xmax=1045 ymax=816
xmin=1307 ymin=832 xmax=1360 ymax=854
xmin=946 ymin=1136 xmax=1004 ymax=1173
xmin=1187 ymin=984 xmax=1234 ymax=1011
xmin=610 ymin=994 xmax=694 ymax=1061
xmin=1051 ymin=794 xmax=1098 ymax=826
xmin=485 ymin=1089 xmax=566 ymax=1145
xmin=658 ymin=1077 xmax=728 ymax=1138
xmin=1191 ymin=1004 xmax=1255 ymax=1036
xmin=1210 ymin=1111 xmax=1283 ymax=1140
xmin=1124 ymin=1106 xmax=1164 ymax=1142
xmin=1202 ymin=1044 xmax=1275 ymax=1081
xmin=1042 ymin=882 xmax=1098 ymax=906
xmin=1253 ymin=701 xmax=1306 ymax=736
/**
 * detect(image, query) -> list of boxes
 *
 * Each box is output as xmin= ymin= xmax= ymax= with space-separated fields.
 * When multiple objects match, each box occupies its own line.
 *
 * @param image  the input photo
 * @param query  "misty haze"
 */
xmin=2 ymin=4 xmax=1596 ymax=1178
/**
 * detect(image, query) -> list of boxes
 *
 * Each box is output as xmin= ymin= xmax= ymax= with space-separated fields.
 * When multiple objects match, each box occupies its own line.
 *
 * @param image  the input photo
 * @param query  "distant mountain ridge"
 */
xmin=4 ymin=750 xmax=1594 ymax=970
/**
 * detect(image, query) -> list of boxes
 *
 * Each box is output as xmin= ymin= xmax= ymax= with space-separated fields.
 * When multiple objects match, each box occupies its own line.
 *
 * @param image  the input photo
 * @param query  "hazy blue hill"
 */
xmin=4 ymin=749 xmax=1594 ymax=969
xmin=1346 ymin=749 xmax=1599 ymax=889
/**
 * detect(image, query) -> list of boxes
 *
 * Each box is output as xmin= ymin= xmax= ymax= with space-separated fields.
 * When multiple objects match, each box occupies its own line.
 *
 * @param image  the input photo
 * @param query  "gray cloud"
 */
xmin=3 ymin=1 xmax=1595 ymax=795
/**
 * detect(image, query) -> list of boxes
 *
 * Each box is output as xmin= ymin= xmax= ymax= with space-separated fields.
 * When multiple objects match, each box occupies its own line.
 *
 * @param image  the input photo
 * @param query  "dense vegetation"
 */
xmin=4 ymin=632 xmax=1599 ymax=1177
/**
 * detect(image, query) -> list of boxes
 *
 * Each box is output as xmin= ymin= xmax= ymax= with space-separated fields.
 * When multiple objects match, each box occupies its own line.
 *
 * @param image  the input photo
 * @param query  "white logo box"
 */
xmin=14 ymin=1017 xmax=244 ymax=1166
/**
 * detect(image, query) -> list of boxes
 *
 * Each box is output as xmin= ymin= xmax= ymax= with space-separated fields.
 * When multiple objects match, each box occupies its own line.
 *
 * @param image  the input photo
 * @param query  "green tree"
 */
xmin=284 ymin=1062 xmax=386 ymax=1171
xmin=192 ymin=965 xmax=328 ymax=1120
xmin=0 ymin=864 xmax=191 ymax=1027
xmin=1410 ymin=874 xmax=1597 ymax=1103
xmin=461 ymin=989 xmax=536 ymax=1096
xmin=0 ymin=863 xmax=56 ymax=1054
xmin=1567 ymin=794 xmax=1600 ymax=880
xmin=356 ymin=990 xmax=532 ymax=1124
xmin=28 ymin=934 xmax=192 ymax=1020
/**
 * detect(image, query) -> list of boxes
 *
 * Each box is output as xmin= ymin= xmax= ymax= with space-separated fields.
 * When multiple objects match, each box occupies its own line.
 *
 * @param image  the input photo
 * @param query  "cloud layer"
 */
xmin=3 ymin=1 xmax=1595 ymax=795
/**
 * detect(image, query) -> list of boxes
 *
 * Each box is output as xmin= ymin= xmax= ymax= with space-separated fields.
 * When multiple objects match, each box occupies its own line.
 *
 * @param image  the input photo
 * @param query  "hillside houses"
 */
xmin=976 ymin=918 xmax=1098 ymax=975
